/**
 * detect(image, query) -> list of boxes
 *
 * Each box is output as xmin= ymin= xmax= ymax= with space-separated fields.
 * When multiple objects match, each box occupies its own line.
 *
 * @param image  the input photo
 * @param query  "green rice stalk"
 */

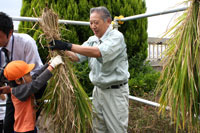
xmin=156 ymin=0 xmax=200 ymax=132
xmin=38 ymin=7 xmax=92 ymax=133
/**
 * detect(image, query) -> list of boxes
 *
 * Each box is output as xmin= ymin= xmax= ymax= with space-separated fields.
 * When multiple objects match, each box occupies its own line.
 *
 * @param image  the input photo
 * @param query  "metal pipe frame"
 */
xmin=12 ymin=16 xmax=90 ymax=26
xmin=116 ymin=7 xmax=188 ymax=22
xmin=11 ymin=7 xmax=187 ymax=25
xmin=128 ymin=95 xmax=170 ymax=110
xmin=8 ymin=7 xmax=187 ymax=109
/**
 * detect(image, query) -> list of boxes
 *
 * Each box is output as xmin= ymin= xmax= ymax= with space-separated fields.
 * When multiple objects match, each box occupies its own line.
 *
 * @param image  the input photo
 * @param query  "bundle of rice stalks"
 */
xmin=156 ymin=0 xmax=200 ymax=132
xmin=38 ymin=7 xmax=92 ymax=133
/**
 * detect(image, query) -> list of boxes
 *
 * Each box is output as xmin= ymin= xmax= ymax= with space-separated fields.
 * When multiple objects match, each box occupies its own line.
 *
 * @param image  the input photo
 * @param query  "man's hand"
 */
xmin=0 ymin=86 xmax=11 ymax=94
xmin=49 ymin=40 xmax=72 ymax=51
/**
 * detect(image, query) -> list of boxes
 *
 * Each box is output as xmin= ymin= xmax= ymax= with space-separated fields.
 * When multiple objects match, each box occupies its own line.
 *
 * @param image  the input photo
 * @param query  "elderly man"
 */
xmin=50 ymin=6 xmax=130 ymax=133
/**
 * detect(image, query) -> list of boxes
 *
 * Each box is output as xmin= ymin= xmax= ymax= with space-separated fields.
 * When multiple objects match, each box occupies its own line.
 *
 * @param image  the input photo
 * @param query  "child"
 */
xmin=3 ymin=55 xmax=63 ymax=133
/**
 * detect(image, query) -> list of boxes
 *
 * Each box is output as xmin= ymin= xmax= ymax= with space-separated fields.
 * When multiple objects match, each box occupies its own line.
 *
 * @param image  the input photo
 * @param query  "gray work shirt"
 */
xmin=76 ymin=25 xmax=130 ymax=89
xmin=0 ymin=33 xmax=43 ymax=74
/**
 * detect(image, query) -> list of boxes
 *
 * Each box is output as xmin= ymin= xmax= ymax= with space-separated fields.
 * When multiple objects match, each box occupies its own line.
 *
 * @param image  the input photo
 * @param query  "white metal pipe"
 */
xmin=90 ymin=95 xmax=170 ymax=110
xmin=11 ymin=16 xmax=90 ymax=26
xmin=128 ymin=95 xmax=170 ymax=110
xmin=116 ymin=7 xmax=188 ymax=22
xmin=128 ymin=95 xmax=160 ymax=107
xmin=1 ymin=95 xmax=170 ymax=111
xmin=11 ymin=7 xmax=187 ymax=26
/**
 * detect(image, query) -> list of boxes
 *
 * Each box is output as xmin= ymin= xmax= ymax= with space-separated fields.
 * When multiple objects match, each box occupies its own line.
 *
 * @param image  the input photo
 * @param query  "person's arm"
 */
xmin=5 ymin=64 xmax=49 ymax=101
xmin=49 ymin=40 xmax=101 ymax=61
xmin=12 ymin=55 xmax=63 ymax=101
xmin=12 ymin=69 xmax=52 ymax=101
xmin=0 ymin=69 xmax=51 ymax=101
xmin=32 ymin=64 xmax=49 ymax=79
xmin=64 ymin=51 xmax=79 ymax=62
xmin=0 ymin=64 xmax=48 ymax=95
xmin=0 ymin=86 xmax=11 ymax=94
xmin=70 ymin=44 xmax=101 ymax=58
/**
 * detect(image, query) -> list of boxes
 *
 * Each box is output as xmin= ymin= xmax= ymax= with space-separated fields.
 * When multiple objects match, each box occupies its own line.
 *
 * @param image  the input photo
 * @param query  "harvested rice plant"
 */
xmin=156 ymin=0 xmax=200 ymax=132
xmin=37 ymin=8 xmax=92 ymax=133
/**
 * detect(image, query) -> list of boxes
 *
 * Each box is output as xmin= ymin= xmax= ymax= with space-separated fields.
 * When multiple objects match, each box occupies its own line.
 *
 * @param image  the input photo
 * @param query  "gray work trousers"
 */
xmin=92 ymin=84 xmax=129 ymax=133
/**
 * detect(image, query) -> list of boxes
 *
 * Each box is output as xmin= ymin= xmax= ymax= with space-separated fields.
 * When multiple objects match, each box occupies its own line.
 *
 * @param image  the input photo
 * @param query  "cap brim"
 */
xmin=25 ymin=64 xmax=35 ymax=75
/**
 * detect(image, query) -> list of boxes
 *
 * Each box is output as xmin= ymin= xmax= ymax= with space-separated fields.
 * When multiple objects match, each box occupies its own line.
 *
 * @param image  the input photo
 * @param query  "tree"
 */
xmin=19 ymin=0 xmax=148 ymax=95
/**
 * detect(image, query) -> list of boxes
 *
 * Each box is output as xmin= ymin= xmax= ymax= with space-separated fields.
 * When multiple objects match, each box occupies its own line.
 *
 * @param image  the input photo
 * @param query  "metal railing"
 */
xmin=0 ymin=6 xmax=187 ymax=109
xmin=114 ymin=7 xmax=187 ymax=22
xmin=11 ymin=7 xmax=187 ymax=25
xmin=12 ymin=16 xmax=90 ymax=26
xmin=147 ymin=38 xmax=169 ymax=61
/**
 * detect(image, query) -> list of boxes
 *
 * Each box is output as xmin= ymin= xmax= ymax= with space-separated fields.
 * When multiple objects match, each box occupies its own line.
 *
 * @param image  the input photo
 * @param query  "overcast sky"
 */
xmin=0 ymin=0 xmax=186 ymax=37
xmin=146 ymin=0 xmax=186 ymax=37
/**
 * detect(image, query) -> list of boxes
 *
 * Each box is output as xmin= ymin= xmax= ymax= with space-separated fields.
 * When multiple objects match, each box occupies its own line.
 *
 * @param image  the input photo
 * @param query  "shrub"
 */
xmin=129 ymin=56 xmax=160 ymax=96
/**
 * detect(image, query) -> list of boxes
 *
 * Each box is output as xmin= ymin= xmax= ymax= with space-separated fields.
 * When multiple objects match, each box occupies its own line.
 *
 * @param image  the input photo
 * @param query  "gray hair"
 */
xmin=90 ymin=6 xmax=112 ymax=22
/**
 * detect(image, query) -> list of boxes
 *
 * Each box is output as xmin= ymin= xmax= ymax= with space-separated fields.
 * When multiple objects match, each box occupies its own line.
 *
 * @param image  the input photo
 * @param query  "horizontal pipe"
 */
xmin=129 ymin=95 xmax=160 ymax=107
xmin=90 ymin=95 xmax=170 ymax=110
xmin=0 ymin=95 xmax=170 ymax=110
xmin=128 ymin=95 xmax=170 ymax=110
xmin=11 ymin=16 xmax=90 ymax=26
xmin=117 ymin=7 xmax=188 ymax=21
xmin=11 ymin=7 xmax=187 ymax=26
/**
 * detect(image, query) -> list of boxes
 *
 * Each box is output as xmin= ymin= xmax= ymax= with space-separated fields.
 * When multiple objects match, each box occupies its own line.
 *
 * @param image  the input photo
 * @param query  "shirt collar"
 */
xmin=99 ymin=24 xmax=112 ymax=41
xmin=5 ymin=34 xmax=14 ymax=53
xmin=90 ymin=24 xmax=112 ymax=44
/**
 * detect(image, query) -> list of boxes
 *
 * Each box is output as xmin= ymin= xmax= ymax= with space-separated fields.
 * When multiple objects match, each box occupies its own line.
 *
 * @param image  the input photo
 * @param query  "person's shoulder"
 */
xmin=14 ymin=33 xmax=34 ymax=40
xmin=109 ymin=29 xmax=124 ymax=38
xmin=13 ymin=33 xmax=36 ymax=45
xmin=88 ymin=35 xmax=98 ymax=42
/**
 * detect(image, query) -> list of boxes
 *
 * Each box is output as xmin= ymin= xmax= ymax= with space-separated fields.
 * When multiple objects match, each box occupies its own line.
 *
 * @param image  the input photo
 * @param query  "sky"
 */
xmin=0 ymin=0 xmax=22 ymax=31
xmin=0 ymin=0 xmax=186 ymax=37
xmin=146 ymin=0 xmax=186 ymax=37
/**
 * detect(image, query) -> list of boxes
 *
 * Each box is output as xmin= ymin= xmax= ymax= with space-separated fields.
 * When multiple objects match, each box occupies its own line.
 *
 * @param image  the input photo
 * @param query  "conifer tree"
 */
xmin=19 ymin=0 xmax=147 ymax=93
xmin=19 ymin=0 xmax=147 ymax=60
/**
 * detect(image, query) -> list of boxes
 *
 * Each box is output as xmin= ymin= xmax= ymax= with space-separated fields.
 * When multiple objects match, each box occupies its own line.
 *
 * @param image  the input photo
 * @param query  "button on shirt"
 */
xmin=76 ymin=25 xmax=130 ymax=89
xmin=1 ymin=33 xmax=43 ymax=74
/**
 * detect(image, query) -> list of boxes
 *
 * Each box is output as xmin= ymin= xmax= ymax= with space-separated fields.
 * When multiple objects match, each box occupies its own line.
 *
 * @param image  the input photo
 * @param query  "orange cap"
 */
xmin=4 ymin=60 xmax=35 ymax=81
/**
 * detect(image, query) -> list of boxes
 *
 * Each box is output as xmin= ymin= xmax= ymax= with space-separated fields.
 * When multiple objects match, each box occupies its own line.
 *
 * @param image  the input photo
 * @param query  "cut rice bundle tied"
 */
xmin=38 ymin=7 xmax=92 ymax=133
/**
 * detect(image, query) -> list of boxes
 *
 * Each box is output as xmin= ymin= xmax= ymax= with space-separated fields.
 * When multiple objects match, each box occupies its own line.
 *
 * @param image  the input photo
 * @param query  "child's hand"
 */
xmin=0 ymin=86 xmax=11 ymax=94
xmin=49 ymin=55 xmax=64 ymax=68
xmin=0 ymin=94 xmax=6 ymax=100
